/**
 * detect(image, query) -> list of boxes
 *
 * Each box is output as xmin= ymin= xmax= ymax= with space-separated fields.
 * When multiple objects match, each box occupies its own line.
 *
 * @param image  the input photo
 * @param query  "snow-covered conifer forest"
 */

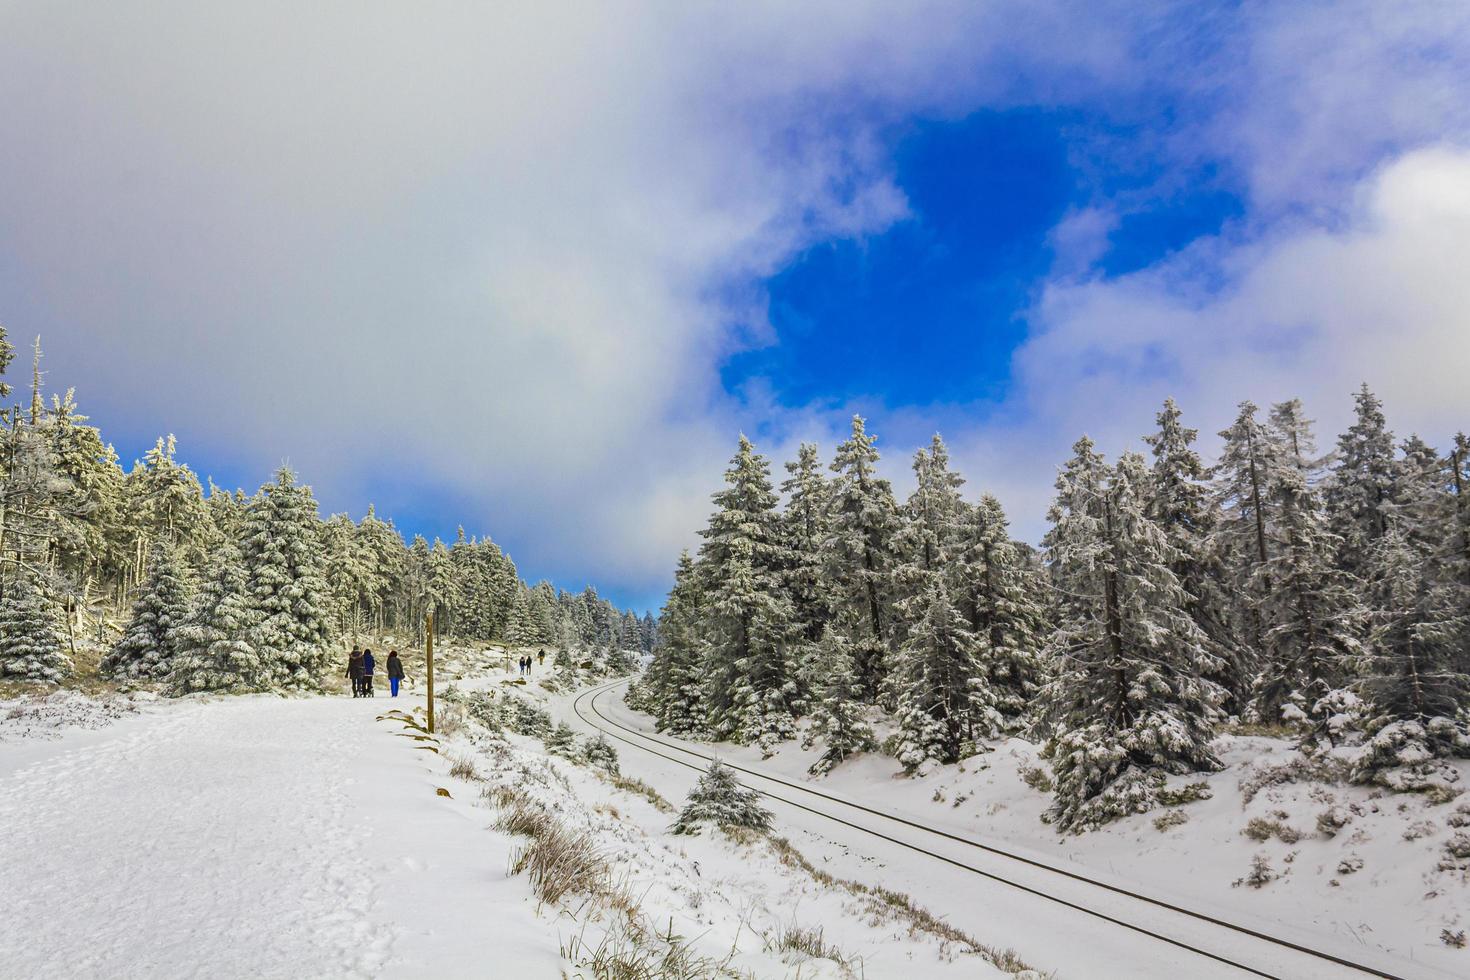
xmin=0 ymin=328 xmax=655 ymax=690
xmin=634 ymin=393 xmax=1470 ymax=830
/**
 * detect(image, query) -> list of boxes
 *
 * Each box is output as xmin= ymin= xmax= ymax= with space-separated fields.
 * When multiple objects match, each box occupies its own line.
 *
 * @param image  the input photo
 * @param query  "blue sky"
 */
xmin=4 ymin=2 xmax=1470 ymax=613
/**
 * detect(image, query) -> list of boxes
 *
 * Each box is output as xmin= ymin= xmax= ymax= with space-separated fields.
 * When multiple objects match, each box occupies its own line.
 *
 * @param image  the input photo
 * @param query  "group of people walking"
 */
xmin=516 ymin=649 xmax=546 ymax=675
xmin=346 ymin=647 xmax=405 ymax=697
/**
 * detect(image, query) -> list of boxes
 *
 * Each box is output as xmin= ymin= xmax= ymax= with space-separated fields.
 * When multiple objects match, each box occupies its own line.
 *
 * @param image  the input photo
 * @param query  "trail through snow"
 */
xmin=0 ymin=693 xmax=557 ymax=980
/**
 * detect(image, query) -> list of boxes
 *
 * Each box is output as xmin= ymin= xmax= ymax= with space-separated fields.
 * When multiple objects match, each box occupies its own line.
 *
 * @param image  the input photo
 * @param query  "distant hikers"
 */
xmin=361 ymin=649 xmax=376 ymax=697
xmin=537 ymin=649 xmax=546 ymax=667
xmin=386 ymin=651 xmax=404 ymax=697
xmin=346 ymin=648 xmax=364 ymax=697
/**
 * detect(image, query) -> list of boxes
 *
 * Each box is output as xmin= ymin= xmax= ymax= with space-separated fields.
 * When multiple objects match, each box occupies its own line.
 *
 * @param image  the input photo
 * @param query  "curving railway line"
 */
xmin=571 ymin=679 xmax=1432 ymax=980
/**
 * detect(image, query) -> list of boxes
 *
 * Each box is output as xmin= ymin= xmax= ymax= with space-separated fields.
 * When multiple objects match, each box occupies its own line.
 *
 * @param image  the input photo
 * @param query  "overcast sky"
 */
xmin=3 ymin=2 xmax=1469 ymax=611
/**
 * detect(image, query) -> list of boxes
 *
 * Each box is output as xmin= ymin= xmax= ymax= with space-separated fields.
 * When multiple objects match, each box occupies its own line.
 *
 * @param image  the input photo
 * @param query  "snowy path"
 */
xmin=0 ymin=694 xmax=558 ymax=980
xmin=564 ymin=680 xmax=1443 ymax=980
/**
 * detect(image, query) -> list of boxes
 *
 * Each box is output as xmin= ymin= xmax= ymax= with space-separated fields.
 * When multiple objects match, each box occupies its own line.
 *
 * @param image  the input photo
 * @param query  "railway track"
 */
xmin=572 ymin=679 xmax=1420 ymax=980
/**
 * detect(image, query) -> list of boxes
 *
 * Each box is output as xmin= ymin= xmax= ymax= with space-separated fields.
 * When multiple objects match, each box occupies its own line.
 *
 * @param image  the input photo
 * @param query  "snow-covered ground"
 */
xmin=0 ymin=686 xmax=560 ymax=979
xmin=0 ymin=664 xmax=1050 ymax=979
xmin=559 ymin=679 xmax=1470 ymax=980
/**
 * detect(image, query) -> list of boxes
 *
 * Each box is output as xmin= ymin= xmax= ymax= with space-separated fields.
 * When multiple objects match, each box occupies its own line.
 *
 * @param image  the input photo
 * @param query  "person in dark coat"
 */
xmin=537 ymin=649 xmax=546 ymax=667
xmin=361 ymin=649 xmax=376 ymax=697
xmin=386 ymin=651 xmax=405 ymax=697
xmin=346 ymin=648 xmax=364 ymax=697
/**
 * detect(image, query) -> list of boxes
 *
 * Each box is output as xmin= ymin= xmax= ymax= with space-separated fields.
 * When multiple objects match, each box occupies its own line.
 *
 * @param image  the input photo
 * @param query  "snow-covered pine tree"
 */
xmin=698 ymin=436 xmax=798 ymax=750
xmin=503 ymin=587 xmax=539 ymax=647
xmin=1253 ymin=406 xmax=1363 ymax=731
xmin=952 ymin=493 xmax=1048 ymax=731
xmin=101 ymin=540 xmax=192 ymax=681
xmin=1325 ymin=384 xmax=1397 ymax=580
xmin=132 ymin=435 xmax=210 ymax=553
xmin=1211 ymin=401 xmax=1277 ymax=668
xmin=579 ymin=734 xmax=620 ymax=775
xmin=825 ymin=416 xmax=899 ymax=700
xmin=1145 ymin=399 xmax=1243 ymax=709
xmin=355 ymin=506 xmax=405 ymax=633
xmin=670 ymin=758 xmax=772 ymax=835
xmin=241 ymin=467 xmax=333 ymax=690
xmin=545 ymin=721 xmax=577 ymax=757
xmin=890 ymin=435 xmax=966 ymax=618
xmin=1044 ymin=451 xmax=1223 ymax=832
xmin=169 ymin=541 xmax=267 ymax=694
xmin=798 ymin=623 xmax=874 ymax=775
xmin=632 ymin=551 xmax=710 ymax=736
xmin=0 ymin=572 xmax=71 ymax=682
xmin=1353 ymin=522 xmax=1470 ymax=787
xmin=639 ymin=611 xmax=658 ymax=653
xmin=779 ymin=442 xmax=833 ymax=655
xmin=321 ymin=513 xmax=371 ymax=637
xmin=891 ymin=579 xmax=996 ymax=771
xmin=425 ymin=538 xmax=458 ymax=633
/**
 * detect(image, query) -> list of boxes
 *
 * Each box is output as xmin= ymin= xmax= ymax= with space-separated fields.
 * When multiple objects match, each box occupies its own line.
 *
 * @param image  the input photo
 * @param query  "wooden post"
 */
xmin=425 ymin=610 xmax=435 ymax=735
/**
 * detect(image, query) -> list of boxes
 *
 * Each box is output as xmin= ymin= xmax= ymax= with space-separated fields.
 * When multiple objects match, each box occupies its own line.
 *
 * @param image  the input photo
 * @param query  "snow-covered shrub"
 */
xmin=1018 ymin=765 xmax=1054 ymax=793
xmin=1243 ymin=816 xmax=1302 ymax=844
xmin=1316 ymin=806 xmax=1352 ymax=837
xmin=1157 ymin=781 xmax=1213 ymax=806
xmin=1448 ymin=804 xmax=1470 ymax=829
xmin=1236 ymin=854 xmax=1275 ymax=889
xmin=1337 ymin=855 xmax=1364 ymax=875
xmin=1443 ymin=930 xmax=1467 ymax=949
xmin=1153 ymin=809 xmax=1189 ymax=832
xmin=1402 ymin=819 xmax=1438 ymax=841
xmin=579 ymin=734 xmax=620 ymax=775
xmin=1239 ymin=755 xmax=1351 ymax=804
xmin=1444 ymin=832 xmax=1470 ymax=861
xmin=545 ymin=722 xmax=577 ymax=758
xmin=465 ymin=692 xmax=506 ymax=731
xmin=671 ymin=759 xmax=772 ymax=836
xmin=1353 ymin=719 xmax=1469 ymax=794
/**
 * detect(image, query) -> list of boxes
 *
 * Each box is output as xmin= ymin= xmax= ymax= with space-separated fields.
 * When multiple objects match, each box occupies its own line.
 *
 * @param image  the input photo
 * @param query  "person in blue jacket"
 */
xmin=361 ymin=649 xmax=376 ymax=697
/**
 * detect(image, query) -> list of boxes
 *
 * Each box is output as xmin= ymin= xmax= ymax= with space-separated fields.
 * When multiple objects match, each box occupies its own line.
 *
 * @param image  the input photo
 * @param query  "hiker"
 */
xmin=386 ymin=651 xmax=404 ymax=697
xmin=518 ymin=655 xmax=527 ymax=675
xmin=537 ymin=649 xmax=546 ymax=667
xmin=346 ymin=647 xmax=364 ymax=697
xmin=361 ymin=649 xmax=376 ymax=697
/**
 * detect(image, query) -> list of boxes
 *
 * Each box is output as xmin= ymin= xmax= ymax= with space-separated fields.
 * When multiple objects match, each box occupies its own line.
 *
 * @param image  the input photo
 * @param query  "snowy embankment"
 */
xmin=0 ymin=686 xmax=560 ymax=979
xmin=562 ymin=679 xmax=1470 ymax=980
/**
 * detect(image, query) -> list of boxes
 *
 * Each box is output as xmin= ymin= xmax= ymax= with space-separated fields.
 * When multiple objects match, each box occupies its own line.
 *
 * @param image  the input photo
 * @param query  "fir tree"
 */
xmin=798 ymin=625 xmax=874 ymax=775
xmin=1211 ymin=402 xmax=1276 ymax=663
xmin=670 ymin=759 xmax=772 ymax=835
xmin=170 ymin=542 xmax=266 ymax=694
xmin=698 ymin=436 xmax=797 ymax=750
xmin=101 ymin=541 xmax=191 ymax=681
xmin=1145 ymin=399 xmax=1243 ymax=709
xmin=579 ymin=734 xmax=620 ymax=775
xmin=0 ymin=572 xmax=71 ymax=682
xmin=1044 ymin=452 xmax=1223 ymax=832
xmin=825 ymin=416 xmax=899 ymax=700
xmin=503 ymin=588 xmax=539 ymax=647
xmin=241 ymin=467 xmax=332 ymax=690
xmin=637 ymin=552 xmax=710 ymax=737
xmin=891 ymin=580 xmax=996 ymax=771
xmin=1252 ymin=414 xmax=1363 ymax=730
xmin=953 ymin=493 xmax=1048 ymax=730
xmin=1326 ymin=384 xmax=1397 ymax=579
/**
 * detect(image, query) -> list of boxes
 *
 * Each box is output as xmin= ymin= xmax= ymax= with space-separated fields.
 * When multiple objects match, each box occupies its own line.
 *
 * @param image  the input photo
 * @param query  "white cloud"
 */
xmin=947 ymin=146 xmax=1470 ymax=543
xmin=2 ymin=1 xmax=1468 ymax=602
